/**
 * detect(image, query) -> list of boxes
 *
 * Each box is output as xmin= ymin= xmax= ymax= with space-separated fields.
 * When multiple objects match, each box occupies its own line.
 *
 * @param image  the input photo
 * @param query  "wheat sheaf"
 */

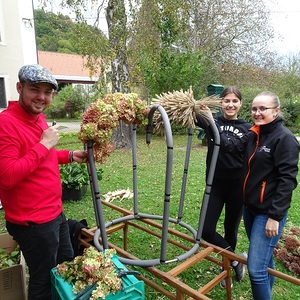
xmin=151 ymin=87 xmax=221 ymax=134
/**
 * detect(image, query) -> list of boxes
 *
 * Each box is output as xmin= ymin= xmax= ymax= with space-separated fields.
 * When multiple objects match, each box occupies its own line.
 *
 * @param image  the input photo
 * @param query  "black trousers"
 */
xmin=201 ymin=177 xmax=244 ymax=253
xmin=6 ymin=212 xmax=74 ymax=300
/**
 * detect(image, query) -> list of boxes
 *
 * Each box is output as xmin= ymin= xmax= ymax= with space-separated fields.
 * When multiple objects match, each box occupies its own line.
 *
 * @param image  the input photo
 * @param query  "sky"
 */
xmin=33 ymin=0 xmax=300 ymax=55
xmin=269 ymin=0 xmax=300 ymax=54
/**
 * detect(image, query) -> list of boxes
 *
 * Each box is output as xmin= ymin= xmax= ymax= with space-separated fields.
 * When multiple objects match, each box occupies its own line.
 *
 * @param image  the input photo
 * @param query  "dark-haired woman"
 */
xmin=196 ymin=86 xmax=251 ymax=287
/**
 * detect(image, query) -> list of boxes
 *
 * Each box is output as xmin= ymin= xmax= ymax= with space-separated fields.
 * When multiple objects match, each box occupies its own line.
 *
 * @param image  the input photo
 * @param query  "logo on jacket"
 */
xmin=258 ymin=145 xmax=271 ymax=153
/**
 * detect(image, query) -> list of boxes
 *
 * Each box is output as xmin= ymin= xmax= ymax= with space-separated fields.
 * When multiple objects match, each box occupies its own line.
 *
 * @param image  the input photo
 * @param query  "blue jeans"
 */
xmin=6 ymin=212 xmax=74 ymax=300
xmin=243 ymin=208 xmax=287 ymax=300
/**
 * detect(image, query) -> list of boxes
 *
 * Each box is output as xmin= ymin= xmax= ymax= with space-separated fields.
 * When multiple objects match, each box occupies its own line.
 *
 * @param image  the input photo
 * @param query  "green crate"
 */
xmin=51 ymin=255 xmax=144 ymax=300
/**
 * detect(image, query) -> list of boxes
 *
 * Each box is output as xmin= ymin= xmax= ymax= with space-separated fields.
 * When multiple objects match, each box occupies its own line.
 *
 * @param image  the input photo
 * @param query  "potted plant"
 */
xmin=59 ymin=163 xmax=103 ymax=201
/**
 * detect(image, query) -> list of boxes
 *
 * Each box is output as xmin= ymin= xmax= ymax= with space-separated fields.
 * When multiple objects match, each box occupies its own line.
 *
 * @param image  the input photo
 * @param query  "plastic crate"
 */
xmin=51 ymin=255 xmax=144 ymax=300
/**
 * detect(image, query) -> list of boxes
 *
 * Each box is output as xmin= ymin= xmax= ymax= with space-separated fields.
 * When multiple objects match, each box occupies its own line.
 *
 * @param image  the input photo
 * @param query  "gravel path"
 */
xmin=48 ymin=121 xmax=81 ymax=132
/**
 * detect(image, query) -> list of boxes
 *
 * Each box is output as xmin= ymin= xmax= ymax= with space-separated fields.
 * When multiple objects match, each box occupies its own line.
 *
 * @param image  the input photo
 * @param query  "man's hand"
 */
xmin=73 ymin=150 xmax=88 ymax=163
xmin=40 ymin=125 xmax=60 ymax=149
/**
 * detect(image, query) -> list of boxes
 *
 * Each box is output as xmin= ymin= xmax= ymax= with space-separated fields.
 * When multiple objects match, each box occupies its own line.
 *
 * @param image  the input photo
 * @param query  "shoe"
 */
xmin=233 ymin=253 xmax=247 ymax=281
xmin=219 ymin=267 xmax=233 ymax=289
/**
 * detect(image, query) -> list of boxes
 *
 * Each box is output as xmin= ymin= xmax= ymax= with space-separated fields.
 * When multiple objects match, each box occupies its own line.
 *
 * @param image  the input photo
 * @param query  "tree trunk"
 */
xmin=111 ymin=120 xmax=132 ymax=149
xmin=106 ymin=0 xmax=132 ymax=149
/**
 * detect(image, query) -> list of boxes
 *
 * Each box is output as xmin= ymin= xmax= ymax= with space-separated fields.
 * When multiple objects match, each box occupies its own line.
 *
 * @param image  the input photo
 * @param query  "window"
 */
xmin=0 ymin=78 xmax=7 ymax=108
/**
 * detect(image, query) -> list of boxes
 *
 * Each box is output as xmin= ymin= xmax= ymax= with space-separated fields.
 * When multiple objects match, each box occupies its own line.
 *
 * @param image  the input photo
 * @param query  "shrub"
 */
xmin=46 ymin=85 xmax=94 ymax=119
xmin=60 ymin=162 xmax=103 ymax=190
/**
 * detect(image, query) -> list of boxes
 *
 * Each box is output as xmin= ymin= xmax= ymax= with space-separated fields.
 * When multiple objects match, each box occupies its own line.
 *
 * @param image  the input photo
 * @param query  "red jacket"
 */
xmin=0 ymin=101 xmax=70 ymax=225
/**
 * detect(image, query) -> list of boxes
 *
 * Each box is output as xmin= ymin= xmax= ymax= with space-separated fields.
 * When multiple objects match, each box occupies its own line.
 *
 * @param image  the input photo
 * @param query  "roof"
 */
xmin=38 ymin=51 xmax=100 ymax=84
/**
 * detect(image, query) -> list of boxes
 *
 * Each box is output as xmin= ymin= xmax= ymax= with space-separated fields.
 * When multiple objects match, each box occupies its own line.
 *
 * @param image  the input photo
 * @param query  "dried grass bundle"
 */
xmin=151 ymin=87 xmax=221 ymax=133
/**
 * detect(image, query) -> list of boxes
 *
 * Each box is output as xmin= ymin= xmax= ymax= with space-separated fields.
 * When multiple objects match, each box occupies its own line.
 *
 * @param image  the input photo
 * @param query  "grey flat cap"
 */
xmin=18 ymin=64 xmax=58 ymax=90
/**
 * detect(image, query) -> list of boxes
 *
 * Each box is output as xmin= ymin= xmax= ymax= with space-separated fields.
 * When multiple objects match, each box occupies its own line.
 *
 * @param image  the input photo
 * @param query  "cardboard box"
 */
xmin=0 ymin=233 xmax=26 ymax=300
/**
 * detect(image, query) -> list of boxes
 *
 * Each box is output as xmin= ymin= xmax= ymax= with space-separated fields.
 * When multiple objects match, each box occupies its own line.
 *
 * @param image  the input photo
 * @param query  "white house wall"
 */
xmin=0 ymin=0 xmax=37 ymax=105
xmin=19 ymin=0 xmax=37 ymax=65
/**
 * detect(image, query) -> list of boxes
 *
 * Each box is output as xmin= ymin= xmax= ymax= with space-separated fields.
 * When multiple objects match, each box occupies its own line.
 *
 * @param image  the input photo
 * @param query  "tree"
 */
xmin=106 ymin=0 xmax=129 ymax=93
xmin=271 ymin=54 xmax=300 ymax=129
xmin=106 ymin=0 xmax=132 ymax=148
xmin=126 ymin=0 xmax=276 ymax=99
xmin=35 ymin=0 xmax=281 ymax=145
xmin=35 ymin=8 xmax=109 ymax=81
xmin=127 ymin=0 xmax=217 ymax=99
xmin=185 ymin=0 xmax=274 ymax=61
xmin=36 ymin=0 xmax=276 ymax=93
xmin=34 ymin=9 xmax=79 ymax=53
xmin=38 ymin=0 xmax=134 ymax=148
xmin=46 ymin=85 xmax=91 ymax=119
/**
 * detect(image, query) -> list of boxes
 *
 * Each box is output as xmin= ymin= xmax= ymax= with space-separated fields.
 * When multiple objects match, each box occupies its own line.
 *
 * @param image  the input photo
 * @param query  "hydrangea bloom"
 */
xmin=78 ymin=93 xmax=149 ymax=163
xmin=56 ymin=247 xmax=122 ymax=300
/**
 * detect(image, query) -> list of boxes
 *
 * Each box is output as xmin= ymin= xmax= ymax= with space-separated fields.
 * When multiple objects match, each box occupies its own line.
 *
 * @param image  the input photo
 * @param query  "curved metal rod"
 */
xmin=85 ymin=143 xmax=100 ymax=227
xmin=88 ymin=106 xmax=220 ymax=267
xmin=102 ymin=213 xmax=198 ymax=267
xmin=177 ymin=126 xmax=193 ymax=222
xmin=146 ymin=104 xmax=173 ymax=263
xmin=196 ymin=117 xmax=220 ymax=242
xmin=86 ymin=140 xmax=109 ymax=250
xmin=93 ymin=228 xmax=103 ymax=252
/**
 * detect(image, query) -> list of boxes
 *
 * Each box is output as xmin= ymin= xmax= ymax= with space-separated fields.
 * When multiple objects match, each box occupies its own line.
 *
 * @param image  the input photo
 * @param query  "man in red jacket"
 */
xmin=0 ymin=64 xmax=88 ymax=300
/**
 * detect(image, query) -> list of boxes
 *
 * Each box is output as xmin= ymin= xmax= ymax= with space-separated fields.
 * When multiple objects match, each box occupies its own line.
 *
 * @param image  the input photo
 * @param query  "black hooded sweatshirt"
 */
xmin=195 ymin=114 xmax=251 ymax=180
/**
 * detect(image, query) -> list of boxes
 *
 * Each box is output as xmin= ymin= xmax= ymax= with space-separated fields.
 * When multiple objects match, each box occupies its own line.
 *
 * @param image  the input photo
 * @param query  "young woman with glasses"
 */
xmin=200 ymin=91 xmax=299 ymax=300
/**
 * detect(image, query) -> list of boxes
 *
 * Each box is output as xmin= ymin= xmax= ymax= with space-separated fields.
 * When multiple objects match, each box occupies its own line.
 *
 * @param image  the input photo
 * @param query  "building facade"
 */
xmin=0 ymin=0 xmax=38 ymax=107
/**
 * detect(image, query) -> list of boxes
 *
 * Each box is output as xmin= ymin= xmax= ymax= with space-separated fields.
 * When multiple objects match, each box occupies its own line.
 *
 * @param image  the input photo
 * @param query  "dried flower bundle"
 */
xmin=56 ymin=247 xmax=122 ymax=300
xmin=78 ymin=93 xmax=149 ymax=163
xmin=151 ymin=87 xmax=221 ymax=134
xmin=274 ymin=225 xmax=300 ymax=277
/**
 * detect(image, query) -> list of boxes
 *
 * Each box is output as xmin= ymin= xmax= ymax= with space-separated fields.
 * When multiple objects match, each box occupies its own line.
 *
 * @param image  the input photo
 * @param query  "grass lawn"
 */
xmin=0 ymin=130 xmax=299 ymax=299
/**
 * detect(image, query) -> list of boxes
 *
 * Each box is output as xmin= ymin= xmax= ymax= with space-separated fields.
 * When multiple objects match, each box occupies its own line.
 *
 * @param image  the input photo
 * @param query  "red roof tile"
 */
xmin=38 ymin=51 xmax=100 ymax=83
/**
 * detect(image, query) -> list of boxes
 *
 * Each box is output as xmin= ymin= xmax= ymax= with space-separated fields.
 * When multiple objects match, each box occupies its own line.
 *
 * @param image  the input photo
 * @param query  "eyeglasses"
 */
xmin=251 ymin=107 xmax=277 ymax=113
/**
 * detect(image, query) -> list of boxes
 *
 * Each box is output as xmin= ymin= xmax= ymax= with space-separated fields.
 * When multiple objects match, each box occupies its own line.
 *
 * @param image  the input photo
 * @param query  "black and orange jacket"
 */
xmin=220 ymin=117 xmax=299 ymax=221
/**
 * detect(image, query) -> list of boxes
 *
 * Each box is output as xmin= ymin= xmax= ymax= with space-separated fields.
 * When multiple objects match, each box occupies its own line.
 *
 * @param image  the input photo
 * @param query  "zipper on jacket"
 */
xmin=260 ymin=181 xmax=266 ymax=203
xmin=243 ymin=126 xmax=260 ymax=200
